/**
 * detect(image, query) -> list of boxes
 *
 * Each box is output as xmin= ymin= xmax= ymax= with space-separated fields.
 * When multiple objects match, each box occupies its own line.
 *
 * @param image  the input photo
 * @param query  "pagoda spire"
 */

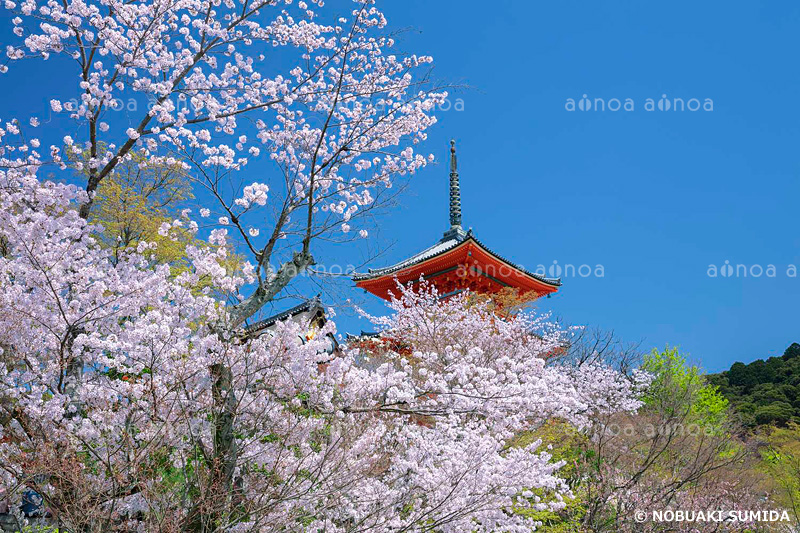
xmin=442 ymin=140 xmax=466 ymax=241
xmin=449 ymin=139 xmax=462 ymax=229
xmin=354 ymin=137 xmax=562 ymax=301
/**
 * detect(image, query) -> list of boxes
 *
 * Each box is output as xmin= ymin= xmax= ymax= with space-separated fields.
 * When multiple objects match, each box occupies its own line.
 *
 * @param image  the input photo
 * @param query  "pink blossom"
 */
xmin=0 ymin=174 xmax=641 ymax=530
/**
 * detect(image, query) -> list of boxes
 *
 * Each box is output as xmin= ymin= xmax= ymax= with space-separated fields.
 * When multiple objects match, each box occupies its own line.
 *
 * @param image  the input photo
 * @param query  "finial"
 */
xmin=448 ymin=139 xmax=462 ymax=230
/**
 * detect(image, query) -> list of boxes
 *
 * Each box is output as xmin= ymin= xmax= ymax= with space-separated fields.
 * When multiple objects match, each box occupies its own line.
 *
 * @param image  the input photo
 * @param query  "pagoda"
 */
xmin=353 ymin=141 xmax=561 ymax=301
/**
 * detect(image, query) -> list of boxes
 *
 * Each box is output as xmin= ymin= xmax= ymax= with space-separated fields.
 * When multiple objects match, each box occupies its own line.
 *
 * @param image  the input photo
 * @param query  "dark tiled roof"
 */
xmin=352 ymin=230 xmax=561 ymax=287
xmin=345 ymin=330 xmax=380 ymax=340
xmin=244 ymin=295 xmax=323 ymax=335
xmin=352 ymin=235 xmax=464 ymax=281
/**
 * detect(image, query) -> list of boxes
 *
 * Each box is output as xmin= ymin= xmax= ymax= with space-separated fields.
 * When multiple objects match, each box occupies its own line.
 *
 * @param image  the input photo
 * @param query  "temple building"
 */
xmin=248 ymin=140 xmax=559 ymax=350
xmin=352 ymin=141 xmax=561 ymax=302
xmin=244 ymin=296 xmax=327 ymax=338
xmin=242 ymin=295 xmax=338 ymax=356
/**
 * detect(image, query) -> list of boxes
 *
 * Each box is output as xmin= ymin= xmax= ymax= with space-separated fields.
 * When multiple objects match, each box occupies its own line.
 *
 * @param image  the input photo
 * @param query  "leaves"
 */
xmin=708 ymin=343 xmax=800 ymax=427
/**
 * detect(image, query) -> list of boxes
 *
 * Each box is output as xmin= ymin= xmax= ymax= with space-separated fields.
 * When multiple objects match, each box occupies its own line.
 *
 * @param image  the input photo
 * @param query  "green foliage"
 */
xmin=509 ymin=421 xmax=589 ymax=531
xmin=508 ymin=349 xmax=752 ymax=532
xmin=70 ymin=147 xmax=244 ymax=295
xmin=642 ymin=347 xmax=697 ymax=403
xmin=754 ymin=403 xmax=794 ymax=426
xmin=71 ymin=147 xmax=197 ymax=267
xmin=783 ymin=342 xmax=800 ymax=361
xmin=708 ymin=343 xmax=800 ymax=428
xmin=511 ymin=420 xmax=588 ymax=485
xmin=511 ymin=492 xmax=587 ymax=533
xmin=759 ymin=423 xmax=800 ymax=522
xmin=642 ymin=346 xmax=729 ymax=431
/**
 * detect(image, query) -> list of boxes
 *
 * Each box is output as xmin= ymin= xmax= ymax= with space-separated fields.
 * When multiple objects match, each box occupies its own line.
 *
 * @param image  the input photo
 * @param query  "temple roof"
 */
xmin=352 ymin=229 xmax=561 ymax=286
xmin=244 ymin=295 xmax=324 ymax=336
xmin=351 ymin=139 xmax=561 ymax=300
xmin=352 ymin=235 xmax=462 ymax=281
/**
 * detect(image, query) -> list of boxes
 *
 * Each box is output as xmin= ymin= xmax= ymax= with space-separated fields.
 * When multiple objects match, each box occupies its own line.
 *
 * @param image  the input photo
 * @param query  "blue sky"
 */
xmin=1 ymin=0 xmax=798 ymax=371
xmin=348 ymin=0 xmax=800 ymax=371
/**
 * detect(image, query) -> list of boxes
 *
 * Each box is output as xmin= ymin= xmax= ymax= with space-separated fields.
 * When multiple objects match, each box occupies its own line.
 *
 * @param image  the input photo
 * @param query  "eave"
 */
xmin=353 ymin=231 xmax=560 ymax=301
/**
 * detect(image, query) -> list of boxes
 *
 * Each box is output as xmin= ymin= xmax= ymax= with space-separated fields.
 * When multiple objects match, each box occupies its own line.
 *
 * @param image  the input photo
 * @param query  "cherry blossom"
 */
xmin=0 ymin=173 xmax=643 ymax=530
xmin=0 ymin=1 xmax=646 ymax=529
xmin=2 ymin=0 xmax=449 ymax=327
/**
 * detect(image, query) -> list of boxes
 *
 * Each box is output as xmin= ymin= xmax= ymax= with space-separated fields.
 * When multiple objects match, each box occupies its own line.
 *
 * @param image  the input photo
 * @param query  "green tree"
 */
xmin=510 ymin=421 xmax=588 ymax=532
xmin=755 ymin=403 xmax=794 ymax=426
xmin=71 ymin=147 xmax=241 ymax=288
xmin=761 ymin=423 xmax=800 ymax=522
xmin=784 ymin=343 xmax=800 ymax=361
xmin=709 ymin=343 xmax=800 ymax=428
xmin=87 ymin=149 xmax=196 ymax=267
xmin=523 ymin=347 xmax=752 ymax=532
xmin=728 ymin=361 xmax=757 ymax=390
xmin=642 ymin=346 xmax=729 ymax=431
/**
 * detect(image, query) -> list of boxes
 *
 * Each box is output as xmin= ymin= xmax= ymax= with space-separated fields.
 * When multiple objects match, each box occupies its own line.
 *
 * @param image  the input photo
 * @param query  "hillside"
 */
xmin=707 ymin=342 xmax=800 ymax=427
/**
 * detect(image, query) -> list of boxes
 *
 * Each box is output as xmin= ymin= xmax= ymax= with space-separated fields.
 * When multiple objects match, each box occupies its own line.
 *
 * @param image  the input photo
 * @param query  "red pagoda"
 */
xmin=353 ymin=141 xmax=561 ymax=301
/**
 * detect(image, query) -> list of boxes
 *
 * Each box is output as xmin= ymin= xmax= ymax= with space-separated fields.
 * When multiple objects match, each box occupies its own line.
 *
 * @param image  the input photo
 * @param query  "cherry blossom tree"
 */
xmin=1 ymin=0 xmax=447 ymax=327
xmin=0 ymin=0 xmax=649 ymax=530
xmin=0 ymin=168 xmax=645 ymax=531
xmin=0 ymin=5 xmax=449 ymax=524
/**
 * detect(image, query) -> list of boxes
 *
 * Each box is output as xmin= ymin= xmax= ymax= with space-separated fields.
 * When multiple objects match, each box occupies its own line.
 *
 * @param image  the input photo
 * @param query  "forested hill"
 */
xmin=707 ymin=343 xmax=800 ymax=427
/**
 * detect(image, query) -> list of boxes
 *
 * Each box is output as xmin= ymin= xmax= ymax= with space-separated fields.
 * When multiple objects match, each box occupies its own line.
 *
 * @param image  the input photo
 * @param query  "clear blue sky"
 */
xmin=350 ymin=0 xmax=800 ymax=371
xmin=1 ymin=1 xmax=798 ymax=371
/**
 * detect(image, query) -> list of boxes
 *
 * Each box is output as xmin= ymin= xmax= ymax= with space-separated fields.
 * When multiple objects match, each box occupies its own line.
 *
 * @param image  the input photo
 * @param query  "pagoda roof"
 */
xmin=352 ymin=229 xmax=561 ymax=287
xmin=352 ymin=139 xmax=560 ymax=301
